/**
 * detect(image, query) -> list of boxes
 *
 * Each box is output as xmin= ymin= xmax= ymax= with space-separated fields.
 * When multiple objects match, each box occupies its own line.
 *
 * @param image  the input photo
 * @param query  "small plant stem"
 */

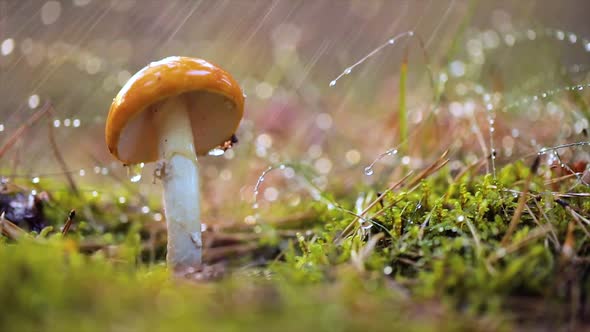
xmin=561 ymin=220 xmax=576 ymax=260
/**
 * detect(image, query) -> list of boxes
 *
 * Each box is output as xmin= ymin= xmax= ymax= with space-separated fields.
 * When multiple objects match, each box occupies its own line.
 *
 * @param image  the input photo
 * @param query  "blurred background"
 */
xmin=1 ymin=0 xmax=590 ymax=226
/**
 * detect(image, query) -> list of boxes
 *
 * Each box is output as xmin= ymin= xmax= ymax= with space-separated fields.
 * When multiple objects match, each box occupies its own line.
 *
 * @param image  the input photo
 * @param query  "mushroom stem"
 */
xmin=154 ymin=96 xmax=201 ymax=268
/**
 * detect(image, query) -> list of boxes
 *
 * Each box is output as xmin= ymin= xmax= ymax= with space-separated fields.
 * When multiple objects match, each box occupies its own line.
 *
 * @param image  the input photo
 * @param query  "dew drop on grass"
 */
xmin=253 ymin=165 xmax=276 ymax=208
xmin=383 ymin=266 xmax=393 ymax=275
xmin=252 ymin=163 xmax=352 ymax=216
xmin=329 ymin=31 xmax=415 ymax=87
xmin=485 ymin=99 xmax=497 ymax=178
xmin=361 ymin=222 xmax=373 ymax=230
xmin=363 ymin=148 xmax=398 ymax=176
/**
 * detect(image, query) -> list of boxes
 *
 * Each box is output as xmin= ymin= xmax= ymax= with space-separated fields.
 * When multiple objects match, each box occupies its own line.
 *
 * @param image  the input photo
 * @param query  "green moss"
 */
xmin=1 ymin=161 xmax=588 ymax=330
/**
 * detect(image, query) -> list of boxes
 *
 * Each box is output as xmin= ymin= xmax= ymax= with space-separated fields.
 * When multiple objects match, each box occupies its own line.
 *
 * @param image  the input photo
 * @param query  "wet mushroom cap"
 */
xmin=105 ymin=56 xmax=245 ymax=164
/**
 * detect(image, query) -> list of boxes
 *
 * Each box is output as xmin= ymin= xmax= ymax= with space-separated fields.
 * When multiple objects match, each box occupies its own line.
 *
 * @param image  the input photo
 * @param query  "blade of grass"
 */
xmin=445 ymin=0 xmax=479 ymax=60
xmin=398 ymin=47 xmax=408 ymax=155
xmin=335 ymin=171 xmax=414 ymax=243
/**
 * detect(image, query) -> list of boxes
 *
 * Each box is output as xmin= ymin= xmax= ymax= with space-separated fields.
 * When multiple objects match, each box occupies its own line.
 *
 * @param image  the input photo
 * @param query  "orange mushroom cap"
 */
xmin=105 ymin=56 xmax=244 ymax=164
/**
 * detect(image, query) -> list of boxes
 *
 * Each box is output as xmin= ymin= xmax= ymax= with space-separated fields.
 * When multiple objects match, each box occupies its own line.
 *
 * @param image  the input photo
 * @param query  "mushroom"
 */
xmin=105 ymin=56 xmax=244 ymax=268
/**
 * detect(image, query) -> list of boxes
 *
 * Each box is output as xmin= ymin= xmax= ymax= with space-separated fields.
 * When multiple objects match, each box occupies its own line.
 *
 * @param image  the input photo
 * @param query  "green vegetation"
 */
xmin=2 ymin=3 xmax=590 ymax=330
xmin=1 ymin=158 xmax=588 ymax=331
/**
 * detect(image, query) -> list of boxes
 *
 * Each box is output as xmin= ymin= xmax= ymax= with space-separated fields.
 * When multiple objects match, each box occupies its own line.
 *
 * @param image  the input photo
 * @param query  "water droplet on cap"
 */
xmin=127 ymin=163 xmax=144 ymax=183
xmin=208 ymin=148 xmax=225 ymax=156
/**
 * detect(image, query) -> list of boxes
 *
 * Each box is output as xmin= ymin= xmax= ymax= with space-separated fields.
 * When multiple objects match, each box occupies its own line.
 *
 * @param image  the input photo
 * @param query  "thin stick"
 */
xmin=562 ymin=220 xmax=576 ymax=260
xmin=525 ymin=203 xmax=559 ymax=249
xmin=62 ymin=210 xmax=76 ymax=236
xmin=501 ymin=156 xmax=540 ymax=246
xmin=0 ymin=212 xmax=28 ymax=240
xmin=0 ymin=101 xmax=53 ymax=159
xmin=406 ymin=151 xmax=449 ymax=189
xmin=351 ymin=233 xmax=385 ymax=272
xmin=465 ymin=217 xmax=496 ymax=274
xmin=489 ymin=227 xmax=551 ymax=263
xmin=453 ymin=156 xmax=487 ymax=182
xmin=558 ymin=201 xmax=590 ymax=240
xmin=48 ymin=116 xmax=80 ymax=196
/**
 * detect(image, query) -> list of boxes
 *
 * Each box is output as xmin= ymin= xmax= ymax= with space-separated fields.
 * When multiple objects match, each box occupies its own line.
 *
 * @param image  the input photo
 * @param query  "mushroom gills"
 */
xmin=153 ymin=96 xmax=202 ymax=267
xmin=116 ymin=91 xmax=240 ymax=164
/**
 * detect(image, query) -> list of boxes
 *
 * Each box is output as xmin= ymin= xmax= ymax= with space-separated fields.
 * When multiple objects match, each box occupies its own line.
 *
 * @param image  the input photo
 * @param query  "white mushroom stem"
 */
xmin=154 ymin=96 xmax=202 ymax=268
